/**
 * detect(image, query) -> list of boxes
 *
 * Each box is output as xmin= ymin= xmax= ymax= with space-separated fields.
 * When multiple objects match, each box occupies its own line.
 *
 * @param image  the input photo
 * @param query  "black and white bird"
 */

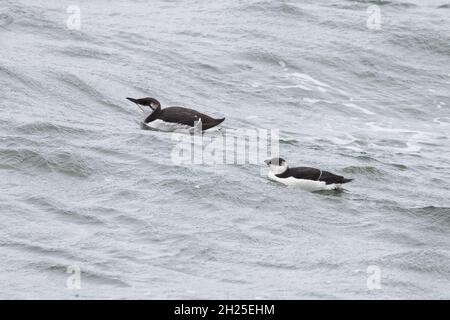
xmin=126 ymin=97 xmax=225 ymax=132
xmin=264 ymin=157 xmax=353 ymax=191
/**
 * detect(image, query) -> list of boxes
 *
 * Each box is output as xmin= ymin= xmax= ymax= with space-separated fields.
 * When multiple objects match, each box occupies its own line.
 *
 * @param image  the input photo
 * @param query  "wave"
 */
xmin=342 ymin=165 xmax=385 ymax=177
xmin=25 ymin=195 xmax=105 ymax=225
xmin=345 ymin=0 xmax=417 ymax=8
xmin=242 ymin=1 xmax=309 ymax=17
xmin=14 ymin=121 xmax=94 ymax=136
xmin=379 ymin=249 xmax=450 ymax=275
xmin=0 ymin=147 xmax=95 ymax=177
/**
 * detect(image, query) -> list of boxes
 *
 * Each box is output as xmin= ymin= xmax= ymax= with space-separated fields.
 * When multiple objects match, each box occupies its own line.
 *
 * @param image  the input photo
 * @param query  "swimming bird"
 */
xmin=264 ymin=157 xmax=353 ymax=191
xmin=126 ymin=97 xmax=225 ymax=132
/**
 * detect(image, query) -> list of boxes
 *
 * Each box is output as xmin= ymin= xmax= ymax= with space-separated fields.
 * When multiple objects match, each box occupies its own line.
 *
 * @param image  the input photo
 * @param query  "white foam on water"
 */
xmin=343 ymin=102 xmax=375 ymax=115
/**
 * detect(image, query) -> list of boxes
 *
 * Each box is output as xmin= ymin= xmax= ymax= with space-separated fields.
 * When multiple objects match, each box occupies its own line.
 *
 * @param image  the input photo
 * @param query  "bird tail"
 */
xmin=202 ymin=117 xmax=226 ymax=130
xmin=342 ymin=178 xmax=353 ymax=184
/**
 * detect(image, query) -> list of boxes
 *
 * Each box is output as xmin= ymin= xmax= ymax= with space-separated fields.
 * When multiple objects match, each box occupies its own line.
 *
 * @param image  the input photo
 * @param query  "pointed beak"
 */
xmin=126 ymin=97 xmax=139 ymax=104
xmin=126 ymin=97 xmax=148 ymax=113
xmin=264 ymin=159 xmax=270 ymax=165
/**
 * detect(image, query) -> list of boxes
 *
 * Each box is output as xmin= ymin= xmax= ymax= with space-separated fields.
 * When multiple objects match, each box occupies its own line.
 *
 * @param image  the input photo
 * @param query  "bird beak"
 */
xmin=126 ymin=97 xmax=148 ymax=113
xmin=126 ymin=97 xmax=139 ymax=104
xmin=264 ymin=159 xmax=270 ymax=165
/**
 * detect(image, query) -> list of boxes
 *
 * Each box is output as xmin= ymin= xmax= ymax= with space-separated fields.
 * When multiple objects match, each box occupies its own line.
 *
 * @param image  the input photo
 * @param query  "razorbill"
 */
xmin=264 ymin=157 xmax=353 ymax=191
xmin=126 ymin=97 xmax=225 ymax=132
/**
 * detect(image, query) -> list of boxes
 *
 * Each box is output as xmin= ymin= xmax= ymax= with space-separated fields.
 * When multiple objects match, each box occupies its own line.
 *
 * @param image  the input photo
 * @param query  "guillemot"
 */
xmin=264 ymin=157 xmax=353 ymax=191
xmin=126 ymin=97 xmax=225 ymax=132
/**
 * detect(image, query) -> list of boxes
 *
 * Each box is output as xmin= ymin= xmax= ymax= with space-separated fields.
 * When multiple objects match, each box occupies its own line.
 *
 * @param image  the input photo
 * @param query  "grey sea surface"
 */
xmin=0 ymin=0 xmax=449 ymax=299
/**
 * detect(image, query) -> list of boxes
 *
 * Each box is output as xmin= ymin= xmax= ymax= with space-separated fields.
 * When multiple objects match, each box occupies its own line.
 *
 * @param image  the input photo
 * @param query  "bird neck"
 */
xmin=270 ymin=163 xmax=288 ymax=174
xmin=144 ymin=105 xmax=162 ymax=123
